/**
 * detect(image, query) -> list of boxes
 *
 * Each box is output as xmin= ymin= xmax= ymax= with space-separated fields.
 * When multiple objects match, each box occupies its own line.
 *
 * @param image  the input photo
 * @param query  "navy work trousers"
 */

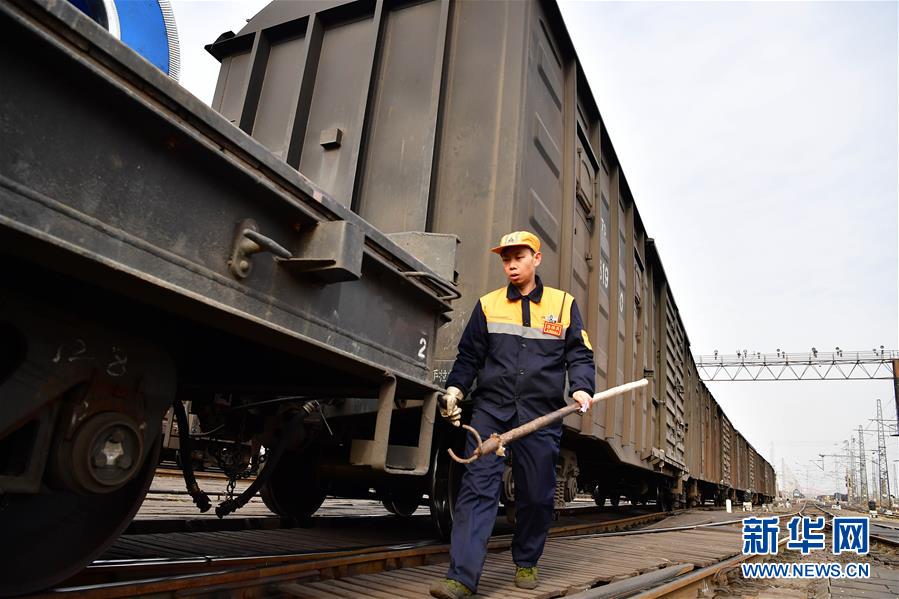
xmin=446 ymin=407 xmax=562 ymax=592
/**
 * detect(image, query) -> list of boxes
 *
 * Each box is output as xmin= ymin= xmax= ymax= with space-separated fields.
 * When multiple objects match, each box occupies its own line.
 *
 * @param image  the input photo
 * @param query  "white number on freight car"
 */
xmin=418 ymin=337 xmax=427 ymax=360
xmin=107 ymin=346 xmax=128 ymax=376
xmin=52 ymin=339 xmax=128 ymax=376
xmin=599 ymin=260 xmax=610 ymax=289
xmin=52 ymin=338 xmax=93 ymax=363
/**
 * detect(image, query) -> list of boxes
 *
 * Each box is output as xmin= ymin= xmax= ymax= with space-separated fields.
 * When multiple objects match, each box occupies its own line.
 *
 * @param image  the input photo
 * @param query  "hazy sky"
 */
xmin=556 ymin=0 xmax=898 ymax=498
xmin=168 ymin=0 xmax=898 ymax=497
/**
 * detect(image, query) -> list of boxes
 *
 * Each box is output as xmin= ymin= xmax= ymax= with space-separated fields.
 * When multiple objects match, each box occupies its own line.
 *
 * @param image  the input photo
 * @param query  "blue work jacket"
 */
xmin=446 ymin=276 xmax=596 ymax=422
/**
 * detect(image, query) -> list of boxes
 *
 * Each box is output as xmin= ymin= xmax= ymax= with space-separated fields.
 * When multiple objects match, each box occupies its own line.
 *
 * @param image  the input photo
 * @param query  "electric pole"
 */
xmin=877 ymin=398 xmax=891 ymax=507
xmin=848 ymin=437 xmax=858 ymax=503
xmin=858 ymin=425 xmax=869 ymax=502
xmin=872 ymin=452 xmax=881 ymax=505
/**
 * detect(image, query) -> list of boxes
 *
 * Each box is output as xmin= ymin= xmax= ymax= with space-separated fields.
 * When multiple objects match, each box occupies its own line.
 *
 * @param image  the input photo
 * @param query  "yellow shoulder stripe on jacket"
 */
xmin=479 ymin=288 xmax=519 ymax=324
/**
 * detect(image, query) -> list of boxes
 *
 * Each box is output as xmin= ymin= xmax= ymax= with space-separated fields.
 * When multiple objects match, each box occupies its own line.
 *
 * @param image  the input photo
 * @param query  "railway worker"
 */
xmin=430 ymin=231 xmax=596 ymax=599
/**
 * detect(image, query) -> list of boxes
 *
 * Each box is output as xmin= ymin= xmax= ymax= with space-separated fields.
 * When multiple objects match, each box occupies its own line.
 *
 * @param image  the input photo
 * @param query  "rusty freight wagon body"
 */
xmin=208 ymin=0 xmax=775 ymax=516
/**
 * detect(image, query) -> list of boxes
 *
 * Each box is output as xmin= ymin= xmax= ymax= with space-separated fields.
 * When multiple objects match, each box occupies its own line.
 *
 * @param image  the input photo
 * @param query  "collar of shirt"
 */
xmin=506 ymin=275 xmax=544 ymax=303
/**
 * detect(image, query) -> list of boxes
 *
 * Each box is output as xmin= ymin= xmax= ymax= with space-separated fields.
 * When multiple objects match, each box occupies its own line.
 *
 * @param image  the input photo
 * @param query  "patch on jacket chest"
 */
xmin=542 ymin=320 xmax=563 ymax=337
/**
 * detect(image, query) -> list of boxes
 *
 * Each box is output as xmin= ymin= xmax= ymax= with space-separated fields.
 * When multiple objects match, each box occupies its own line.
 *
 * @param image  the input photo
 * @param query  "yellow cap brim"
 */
xmin=490 ymin=243 xmax=535 ymax=255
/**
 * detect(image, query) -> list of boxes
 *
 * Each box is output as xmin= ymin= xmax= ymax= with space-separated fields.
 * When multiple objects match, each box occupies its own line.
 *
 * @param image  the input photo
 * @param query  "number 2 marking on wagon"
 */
xmin=52 ymin=338 xmax=94 ymax=363
xmin=418 ymin=337 xmax=427 ymax=360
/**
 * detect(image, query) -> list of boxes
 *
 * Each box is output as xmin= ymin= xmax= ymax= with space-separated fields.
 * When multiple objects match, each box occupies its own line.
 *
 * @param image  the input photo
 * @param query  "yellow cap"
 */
xmin=490 ymin=231 xmax=541 ymax=254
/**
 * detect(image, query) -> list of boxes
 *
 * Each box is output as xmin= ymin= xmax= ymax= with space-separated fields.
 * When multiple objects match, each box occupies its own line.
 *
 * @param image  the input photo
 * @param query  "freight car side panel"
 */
xmin=638 ymin=239 xmax=654 ymax=456
xmin=297 ymin=15 xmax=375 ymax=208
xmin=735 ymin=433 xmax=748 ymax=491
xmin=595 ymin=157 xmax=612 ymax=391
xmin=749 ymin=443 xmax=757 ymax=494
xmin=250 ymin=33 xmax=305 ymax=161
xmin=355 ymin=0 xmax=447 ymax=233
xmin=721 ymin=412 xmax=734 ymax=487
xmin=212 ymin=48 xmax=252 ymax=126
xmin=599 ymin=172 xmax=621 ymax=442
xmin=520 ymin=2 xmax=567 ymax=287
xmin=624 ymin=229 xmax=646 ymax=449
xmin=645 ymin=256 xmax=661 ymax=460
xmin=684 ymin=354 xmax=702 ymax=479
xmin=603 ymin=191 xmax=626 ymax=444
xmin=748 ymin=445 xmax=757 ymax=493
xmin=663 ymin=291 xmax=687 ymax=468
xmin=616 ymin=196 xmax=629 ymax=393
xmin=570 ymin=147 xmax=595 ymax=352
xmin=705 ymin=386 xmax=719 ymax=484
xmin=429 ymin=0 xmax=528 ymax=368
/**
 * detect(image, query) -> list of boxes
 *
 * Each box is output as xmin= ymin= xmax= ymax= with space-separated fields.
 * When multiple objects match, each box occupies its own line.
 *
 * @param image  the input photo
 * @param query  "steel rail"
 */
xmin=49 ymin=509 xmax=671 ymax=597
xmin=818 ymin=504 xmax=899 ymax=547
xmin=127 ymin=496 xmax=635 ymax=535
xmin=619 ymin=503 xmax=810 ymax=599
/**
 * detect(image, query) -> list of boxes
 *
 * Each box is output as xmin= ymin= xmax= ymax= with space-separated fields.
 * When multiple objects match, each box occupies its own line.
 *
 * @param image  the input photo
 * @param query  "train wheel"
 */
xmin=260 ymin=449 xmax=325 ymax=519
xmin=383 ymin=491 xmax=423 ymax=517
xmin=428 ymin=428 xmax=465 ymax=541
xmin=609 ymin=494 xmax=620 ymax=507
xmin=591 ymin=485 xmax=606 ymax=507
xmin=0 ymin=436 xmax=160 ymax=596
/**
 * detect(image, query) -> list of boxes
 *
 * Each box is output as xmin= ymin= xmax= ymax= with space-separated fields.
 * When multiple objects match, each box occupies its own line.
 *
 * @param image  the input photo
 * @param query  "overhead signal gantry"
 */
xmin=694 ymin=347 xmax=897 ymax=382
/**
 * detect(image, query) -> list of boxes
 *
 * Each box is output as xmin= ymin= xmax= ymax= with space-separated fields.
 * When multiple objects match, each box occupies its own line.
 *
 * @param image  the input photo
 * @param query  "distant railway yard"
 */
xmin=28 ymin=469 xmax=897 ymax=598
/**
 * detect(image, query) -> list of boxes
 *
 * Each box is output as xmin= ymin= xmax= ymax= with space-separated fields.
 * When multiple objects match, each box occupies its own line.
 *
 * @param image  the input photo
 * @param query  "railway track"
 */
xmin=700 ymin=504 xmax=899 ymax=599
xmin=43 ymin=505 xmax=801 ymax=598
xmin=56 ymin=468 xmax=899 ymax=599
xmin=818 ymin=504 xmax=899 ymax=547
xmin=48 ymin=507 xmax=672 ymax=597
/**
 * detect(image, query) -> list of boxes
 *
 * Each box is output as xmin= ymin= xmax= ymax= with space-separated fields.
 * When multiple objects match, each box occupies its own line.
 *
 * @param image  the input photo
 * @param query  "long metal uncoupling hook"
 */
xmin=447 ymin=378 xmax=649 ymax=465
